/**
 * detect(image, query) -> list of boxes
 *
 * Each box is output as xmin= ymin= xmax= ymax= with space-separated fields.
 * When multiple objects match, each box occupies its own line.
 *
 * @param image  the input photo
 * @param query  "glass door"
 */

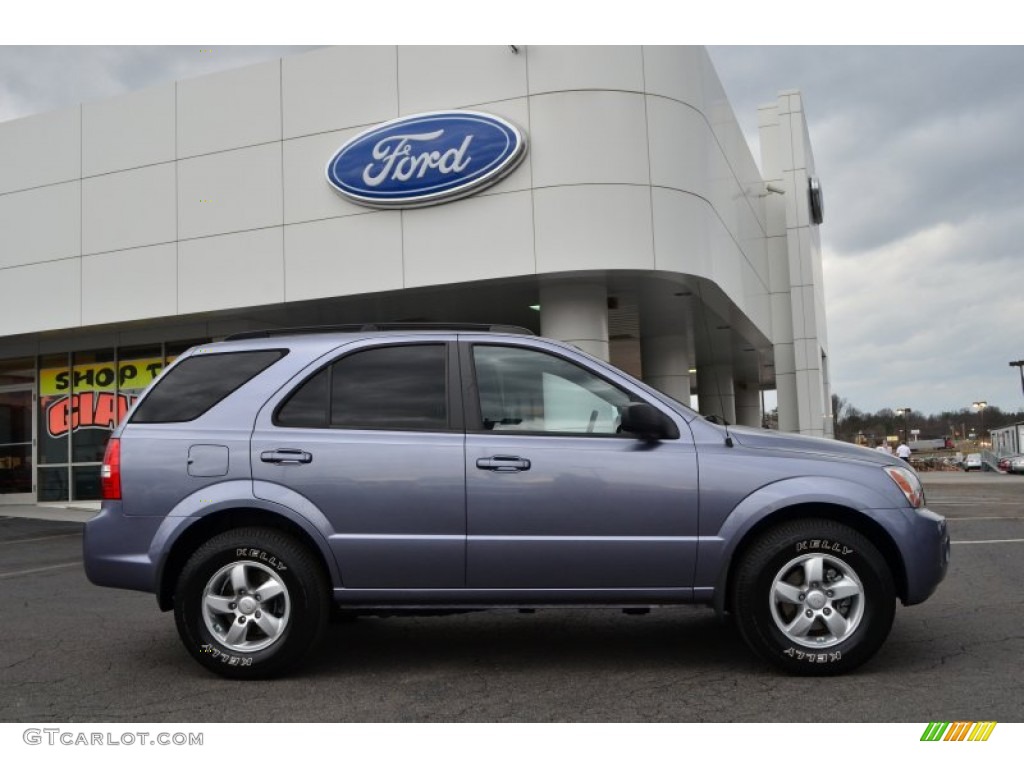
xmin=0 ymin=386 xmax=35 ymax=503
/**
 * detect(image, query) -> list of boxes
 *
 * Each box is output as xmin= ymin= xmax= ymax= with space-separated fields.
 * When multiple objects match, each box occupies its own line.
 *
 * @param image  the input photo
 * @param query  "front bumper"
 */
xmin=899 ymin=505 xmax=950 ymax=605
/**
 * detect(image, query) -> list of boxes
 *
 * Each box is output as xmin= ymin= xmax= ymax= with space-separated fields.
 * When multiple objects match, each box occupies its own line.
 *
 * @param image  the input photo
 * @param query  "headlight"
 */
xmin=884 ymin=465 xmax=925 ymax=508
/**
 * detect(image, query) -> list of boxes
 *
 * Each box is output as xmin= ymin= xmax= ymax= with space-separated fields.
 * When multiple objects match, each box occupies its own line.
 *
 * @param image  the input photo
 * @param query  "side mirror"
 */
xmin=619 ymin=403 xmax=679 ymax=441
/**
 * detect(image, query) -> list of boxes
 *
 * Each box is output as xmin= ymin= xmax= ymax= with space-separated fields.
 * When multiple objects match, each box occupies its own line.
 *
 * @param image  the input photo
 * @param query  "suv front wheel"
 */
xmin=173 ymin=527 xmax=329 ymax=679
xmin=731 ymin=519 xmax=896 ymax=675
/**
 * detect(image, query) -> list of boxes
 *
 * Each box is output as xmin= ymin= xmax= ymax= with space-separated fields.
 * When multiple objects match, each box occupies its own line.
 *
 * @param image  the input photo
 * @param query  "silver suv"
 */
xmin=83 ymin=325 xmax=949 ymax=678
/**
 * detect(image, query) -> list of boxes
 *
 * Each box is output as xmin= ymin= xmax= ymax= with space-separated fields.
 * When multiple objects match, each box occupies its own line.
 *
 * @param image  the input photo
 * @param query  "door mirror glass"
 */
xmin=618 ymin=403 xmax=679 ymax=441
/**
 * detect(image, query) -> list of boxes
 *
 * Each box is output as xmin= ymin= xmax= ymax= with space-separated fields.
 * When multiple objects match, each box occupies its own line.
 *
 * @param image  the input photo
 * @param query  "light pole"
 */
xmin=1010 ymin=360 xmax=1024 ymax=399
xmin=972 ymin=401 xmax=988 ymax=446
xmin=896 ymin=407 xmax=911 ymax=445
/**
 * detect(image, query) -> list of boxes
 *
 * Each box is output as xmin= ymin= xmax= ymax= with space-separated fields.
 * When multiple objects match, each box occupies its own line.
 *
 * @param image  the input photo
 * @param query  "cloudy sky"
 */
xmin=2 ymin=40 xmax=1022 ymax=417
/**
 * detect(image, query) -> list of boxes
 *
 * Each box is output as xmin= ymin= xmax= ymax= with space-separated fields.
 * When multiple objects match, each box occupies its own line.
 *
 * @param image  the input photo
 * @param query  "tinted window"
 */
xmin=473 ymin=345 xmax=631 ymax=435
xmin=131 ymin=350 xmax=285 ymax=423
xmin=276 ymin=345 xmax=448 ymax=431
xmin=276 ymin=368 xmax=329 ymax=428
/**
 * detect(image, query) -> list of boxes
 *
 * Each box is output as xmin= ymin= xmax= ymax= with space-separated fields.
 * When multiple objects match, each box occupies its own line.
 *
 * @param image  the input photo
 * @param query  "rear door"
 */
xmin=251 ymin=339 xmax=466 ymax=589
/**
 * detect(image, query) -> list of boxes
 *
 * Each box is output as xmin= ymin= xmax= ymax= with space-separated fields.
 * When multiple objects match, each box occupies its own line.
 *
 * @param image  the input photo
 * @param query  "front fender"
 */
xmin=695 ymin=475 xmax=902 ymax=607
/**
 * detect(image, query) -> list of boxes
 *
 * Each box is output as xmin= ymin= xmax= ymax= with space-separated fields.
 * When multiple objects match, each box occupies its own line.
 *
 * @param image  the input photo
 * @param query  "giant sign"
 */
xmin=325 ymin=111 xmax=527 ymax=208
xmin=40 ymin=357 xmax=167 ymax=439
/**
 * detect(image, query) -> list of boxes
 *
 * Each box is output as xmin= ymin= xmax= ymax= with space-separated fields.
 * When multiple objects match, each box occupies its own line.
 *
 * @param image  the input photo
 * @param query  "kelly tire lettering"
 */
xmin=731 ymin=519 xmax=895 ymax=676
xmin=174 ymin=527 xmax=329 ymax=680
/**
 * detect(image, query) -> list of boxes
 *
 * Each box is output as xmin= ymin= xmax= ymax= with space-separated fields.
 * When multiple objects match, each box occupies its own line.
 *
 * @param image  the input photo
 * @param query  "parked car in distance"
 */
xmin=83 ymin=324 xmax=950 ymax=679
xmin=1009 ymin=455 xmax=1024 ymax=475
xmin=963 ymin=453 xmax=983 ymax=471
xmin=997 ymin=456 xmax=1014 ymax=472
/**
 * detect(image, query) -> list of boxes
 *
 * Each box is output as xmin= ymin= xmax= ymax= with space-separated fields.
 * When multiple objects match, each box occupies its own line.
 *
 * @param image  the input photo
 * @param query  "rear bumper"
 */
xmin=82 ymin=502 xmax=162 ymax=594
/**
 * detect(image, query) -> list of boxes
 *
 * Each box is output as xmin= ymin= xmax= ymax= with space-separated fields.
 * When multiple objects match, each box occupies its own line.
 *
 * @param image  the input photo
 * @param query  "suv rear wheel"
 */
xmin=173 ymin=527 xmax=329 ymax=679
xmin=731 ymin=519 xmax=895 ymax=675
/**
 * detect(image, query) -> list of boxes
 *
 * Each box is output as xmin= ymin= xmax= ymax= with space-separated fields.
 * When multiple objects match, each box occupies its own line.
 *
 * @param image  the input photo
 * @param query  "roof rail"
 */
xmin=224 ymin=322 xmax=536 ymax=341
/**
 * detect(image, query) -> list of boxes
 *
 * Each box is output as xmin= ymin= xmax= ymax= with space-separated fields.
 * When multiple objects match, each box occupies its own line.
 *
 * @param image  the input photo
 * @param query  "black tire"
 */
xmin=731 ymin=519 xmax=895 ymax=676
xmin=173 ymin=527 xmax=329 ymax=679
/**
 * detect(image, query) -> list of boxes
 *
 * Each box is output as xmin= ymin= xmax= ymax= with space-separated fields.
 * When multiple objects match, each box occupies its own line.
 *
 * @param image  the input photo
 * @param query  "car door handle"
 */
xmin=476 ymin=456 xmax=531 ymax=472
xmin=260 ymin=449 xmax=313 ymax=465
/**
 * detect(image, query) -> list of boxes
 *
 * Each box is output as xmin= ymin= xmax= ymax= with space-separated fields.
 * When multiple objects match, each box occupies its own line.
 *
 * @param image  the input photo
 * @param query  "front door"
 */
xmin=0 ymin=386 xmax=35 ymax=503
xmin=462 ymin=342 xmax=700 ymax=592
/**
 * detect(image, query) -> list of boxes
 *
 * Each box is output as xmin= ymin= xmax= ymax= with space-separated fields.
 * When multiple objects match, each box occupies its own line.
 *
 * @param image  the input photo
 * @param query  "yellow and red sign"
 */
xmin=40 ymin=358 xmax=168 ymax=438
xmin=40 ymin=357 xmax=166 ymax=397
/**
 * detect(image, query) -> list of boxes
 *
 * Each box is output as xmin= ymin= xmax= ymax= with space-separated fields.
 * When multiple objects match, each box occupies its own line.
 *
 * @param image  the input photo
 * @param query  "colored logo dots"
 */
xmin=921 ymin=722 xmax=997 ymax=742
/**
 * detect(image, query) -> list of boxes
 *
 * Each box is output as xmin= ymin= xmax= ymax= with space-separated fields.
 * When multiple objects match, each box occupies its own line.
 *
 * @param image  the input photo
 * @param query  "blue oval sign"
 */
xmin=325 ymin=111 xmax=527 ymax=208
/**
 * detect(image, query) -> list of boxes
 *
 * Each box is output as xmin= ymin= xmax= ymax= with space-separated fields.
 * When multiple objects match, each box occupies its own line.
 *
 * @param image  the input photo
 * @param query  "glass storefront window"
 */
xmin=73 ymin=465 xmax=102 ymax=502
xmin=38 ymin=466 xmax=69 ymax=503
xmin=0 ymin=357 xmax=35 ymax=387
xmin=71 ymin=349 xmax=117 ymax=464
xmin=30 ymin=339 xmax=210 ymax=503
xmin=39 ymin=352 xmax=71 ymax=467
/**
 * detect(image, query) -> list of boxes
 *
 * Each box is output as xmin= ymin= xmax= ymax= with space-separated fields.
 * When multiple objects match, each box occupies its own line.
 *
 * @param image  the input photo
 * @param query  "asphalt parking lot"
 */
xmin=2 ymin=473 xmax=1022 ymax=723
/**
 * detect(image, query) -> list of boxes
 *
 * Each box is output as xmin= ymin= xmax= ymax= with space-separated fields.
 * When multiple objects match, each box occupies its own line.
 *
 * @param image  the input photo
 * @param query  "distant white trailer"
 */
xmin=990 ymin=423 xmax=1024 ymax=456
xmin=909 ymin=437 xmax=953 ymax=452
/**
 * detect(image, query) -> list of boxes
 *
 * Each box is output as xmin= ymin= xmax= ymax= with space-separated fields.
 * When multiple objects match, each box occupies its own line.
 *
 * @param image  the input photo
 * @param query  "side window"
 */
xmin=277 ymin=344 xmax=448 ymax=431
xmin=472 ymin=345 xmax=632 ymax=435
xmin=131 ymin=350 xmax=285 ymax=423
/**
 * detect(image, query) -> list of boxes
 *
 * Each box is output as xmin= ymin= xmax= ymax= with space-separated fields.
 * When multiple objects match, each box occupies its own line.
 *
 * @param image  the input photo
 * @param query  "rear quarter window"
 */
xmin=130 ymin=350 xmax=286 ymax=423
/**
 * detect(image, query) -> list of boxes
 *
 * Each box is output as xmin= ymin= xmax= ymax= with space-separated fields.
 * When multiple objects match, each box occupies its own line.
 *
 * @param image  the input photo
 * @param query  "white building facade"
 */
xmin=0 ymin=45 xmax=831 ymax=505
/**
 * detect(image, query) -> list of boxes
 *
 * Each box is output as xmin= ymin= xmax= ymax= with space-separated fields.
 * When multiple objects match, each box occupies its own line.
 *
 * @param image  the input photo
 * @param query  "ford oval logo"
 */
xmin=325 ymin=111 xmax=527 ymax=209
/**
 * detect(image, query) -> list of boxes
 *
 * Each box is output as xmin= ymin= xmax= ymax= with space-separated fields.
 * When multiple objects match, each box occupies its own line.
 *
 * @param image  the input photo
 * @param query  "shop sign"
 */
xmin=40 ymin=358 xmax=167 ymax=438
xmin=325 ymin=111 xmax=527 ymax=208
xmin=46 ymin=392 xmax=137 ymax=438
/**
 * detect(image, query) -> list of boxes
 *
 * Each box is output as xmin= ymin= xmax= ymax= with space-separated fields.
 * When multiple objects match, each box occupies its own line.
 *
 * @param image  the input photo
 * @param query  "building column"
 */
xmin=734 ymin=380 xmax=762 ymax=428
xmin=539 ymin=281 xmax=609 ymax=361
xmin=697 ymin=363 xmax=736 ymax=425
xmin=641 ymin=334 xmax=691 ymax=404
xmin=774 ymin=341 xmax=799 ymax=433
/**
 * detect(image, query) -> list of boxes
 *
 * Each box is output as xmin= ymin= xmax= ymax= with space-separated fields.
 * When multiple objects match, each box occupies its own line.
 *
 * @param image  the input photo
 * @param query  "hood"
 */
xmin=725 ymin=424 xmax=898 ymax=466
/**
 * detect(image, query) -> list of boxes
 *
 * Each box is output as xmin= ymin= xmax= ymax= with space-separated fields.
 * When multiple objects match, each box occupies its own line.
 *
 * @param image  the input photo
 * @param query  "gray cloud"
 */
xmin=709 ymin=46 xmax=1024 ymax=415
xmin=0 ymin=46 xmax=321 ymax=123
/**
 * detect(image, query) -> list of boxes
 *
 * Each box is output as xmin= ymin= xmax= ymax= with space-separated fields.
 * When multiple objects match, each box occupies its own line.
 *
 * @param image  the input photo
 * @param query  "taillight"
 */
xmin=100 ymin=437 xmax=121 ymax=500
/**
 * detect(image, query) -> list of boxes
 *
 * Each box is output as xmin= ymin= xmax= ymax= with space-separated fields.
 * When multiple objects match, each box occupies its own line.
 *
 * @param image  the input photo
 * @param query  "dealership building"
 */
xmin=0 ymin=45 xmax=831 ymax=505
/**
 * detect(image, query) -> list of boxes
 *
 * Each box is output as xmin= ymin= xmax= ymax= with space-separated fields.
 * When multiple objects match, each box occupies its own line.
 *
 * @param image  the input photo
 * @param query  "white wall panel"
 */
xmin=283 ymin=128 xmax=365 ymax=225
xmin=82 ymin=163 xmax=176 ymax=255
xmin=82 ymin=243 xmax=177 ymax=325
xmin=0 ymin=106 xmax=80 ymax=194
xmin=646 ymin=96 xmax=713 ymax=199
xmin=534 ymin=185 xmax=653 ymax=273
xmin=178 ymin=229 xmax=283 ymax=314
xmin=641 ymin=46 xmax=709 ymax=110
xmin=178 ymin=144 xmax=283 ymax=240
xmin=528 ymin=46 xmax=644 ymax=94
xmin=0 ymin=259 xmax=80 ymax=335
xmin=283 ymin=46 xmax=398 ymax=139
xmin=770 ymin=292 xmax=794 ymax=343
xmin=403 ymin=190 xmax=534 ymax=288
xmin=397 ymin=46 xmax=527 ymax=114
xmin=82 ymin=82 xmax=175 ymax=176
xmin=650 ymin=188 xmax=713 ymax=277
xmin=0 ymin=182 xmax=80 ymax=268
xmin=284 ymin=213 xmax=402 ymax=302
xmin=177 ymin=59 xmax=281 ymax=157
xmin=530 ymin=92 xmax=649 ymax=188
